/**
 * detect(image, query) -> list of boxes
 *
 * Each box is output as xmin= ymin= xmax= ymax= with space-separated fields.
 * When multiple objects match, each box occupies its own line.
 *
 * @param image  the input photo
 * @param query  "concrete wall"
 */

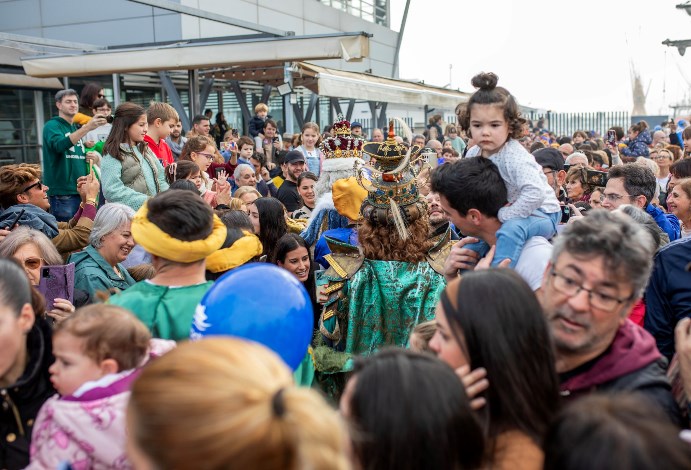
xmin=0 ymin=0 xmax=183 ymax=45
xmin=0 ymin=0 xmax=397 ymax=77
xmin=181 ymin=0 xmax=398 ymax=77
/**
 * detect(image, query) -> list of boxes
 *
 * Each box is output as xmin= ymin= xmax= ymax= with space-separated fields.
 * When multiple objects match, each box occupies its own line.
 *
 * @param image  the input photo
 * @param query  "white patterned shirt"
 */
xmin=466 ymin=139 xmax=560 ymax=222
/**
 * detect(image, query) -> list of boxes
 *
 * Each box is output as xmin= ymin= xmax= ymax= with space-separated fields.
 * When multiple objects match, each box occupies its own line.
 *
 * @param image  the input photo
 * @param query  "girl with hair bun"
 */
xmin=451 ymin=72 xmax=561 ymax=268
xmin=127 ymin=338 xmax=349 ymax=470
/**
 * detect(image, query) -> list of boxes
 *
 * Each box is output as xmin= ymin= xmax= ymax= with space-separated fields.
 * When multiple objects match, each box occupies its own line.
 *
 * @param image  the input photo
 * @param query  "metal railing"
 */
xmin=523 ymin=111 xmax=631 ymax=136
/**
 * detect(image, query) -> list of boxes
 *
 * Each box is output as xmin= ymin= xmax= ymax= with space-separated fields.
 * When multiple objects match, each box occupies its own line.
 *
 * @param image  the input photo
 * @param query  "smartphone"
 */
xmin=214 ymin=167 xmax=225 ymax=178
xmin=230 ymin=141 xmax=236 ymax=151
xmin=422 ymin=150 xmax=438 ymax=169
xmin=4 ymin=208 xmax=25 ymax=230
xmin=37 ymin=263 xmax=75 ymax=312
xmin=607 ymin=130 xmax=617 ymax=146
xmin=560 ymin=205 xmax=571 ymax=224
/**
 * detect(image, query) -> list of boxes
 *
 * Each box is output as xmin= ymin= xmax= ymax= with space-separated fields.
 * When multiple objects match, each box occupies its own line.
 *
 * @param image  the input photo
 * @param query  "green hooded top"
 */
xmin=69 ymin=245 xmax=136 ymax=298
xmin=108 ymin=281 xmax=213 ymax=341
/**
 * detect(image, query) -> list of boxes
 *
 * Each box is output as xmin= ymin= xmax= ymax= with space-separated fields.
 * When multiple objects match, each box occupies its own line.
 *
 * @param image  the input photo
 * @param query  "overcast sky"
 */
xmin=390 ymin=0 xmax=691 ymax=115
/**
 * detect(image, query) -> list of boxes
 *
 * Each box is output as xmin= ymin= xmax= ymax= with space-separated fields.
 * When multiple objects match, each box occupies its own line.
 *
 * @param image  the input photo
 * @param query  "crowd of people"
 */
xmin=1 ymin=75 xmax=691 ymax=469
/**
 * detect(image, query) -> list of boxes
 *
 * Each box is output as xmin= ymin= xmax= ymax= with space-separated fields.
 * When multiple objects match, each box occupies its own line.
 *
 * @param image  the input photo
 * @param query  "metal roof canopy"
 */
xmin=298 ymin=63 xmax=469 ymax=108
xmin=21 ymin=32 xmax=371 ymax=78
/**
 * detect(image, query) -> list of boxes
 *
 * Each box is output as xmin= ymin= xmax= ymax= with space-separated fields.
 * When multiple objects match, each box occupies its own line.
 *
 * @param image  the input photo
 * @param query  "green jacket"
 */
xmin=42 ymin=117 xmax=87 ymax=196
xmin=108 ymin=281 xmax=213 ymax=341
xmin=69 ymin=245 xmax=136 ymax=298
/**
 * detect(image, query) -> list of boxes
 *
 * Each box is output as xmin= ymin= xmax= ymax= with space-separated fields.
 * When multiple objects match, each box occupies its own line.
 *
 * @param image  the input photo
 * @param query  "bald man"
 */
xmin=558 ymin=143 xmax=574 ymax=158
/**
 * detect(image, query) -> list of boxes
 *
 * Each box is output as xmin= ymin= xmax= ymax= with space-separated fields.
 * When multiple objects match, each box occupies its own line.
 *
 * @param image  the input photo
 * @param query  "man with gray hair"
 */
xmin=233 ymin=163 xmax=257 ymax=190
xmin=411 ymin=134 xmax=426 ymax=148
xmin=564 ymin=152 xmax=588 ymax=167
xmin=539 ymin=210 xmax=680 ymax=424
xmin=43 ymin=89 xmax=107 ymax=221
xmin=652 ymin=129 xmax=669 ymax=148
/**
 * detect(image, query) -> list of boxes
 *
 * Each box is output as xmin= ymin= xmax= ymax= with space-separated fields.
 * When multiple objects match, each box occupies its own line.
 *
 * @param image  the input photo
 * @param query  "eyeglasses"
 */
xmin=602 ymin=192 xmax=635 ymax=203
xmin=21 ymin=180 xmax=43 ymax=193
xmin=653 ymin=153 xmax=672 ymax=160
xmin=21 ymin=257 xmax=44 ymax=270
xmin=98 ymin=94 xmax=105 ymax=98
xmin=550 ymin=268 xmax=633 ymax=312
xmin=196 ymin=152 xmax=215 ymax=160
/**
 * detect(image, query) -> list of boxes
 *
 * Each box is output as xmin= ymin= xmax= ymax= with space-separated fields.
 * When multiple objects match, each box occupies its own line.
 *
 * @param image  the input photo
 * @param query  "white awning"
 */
xmin=300 ymin=63 xmax=469 ymax=109
xmin=21 ymin=33 xmax=370 ymax=78
xmin=0 ymin=72 xmax=62 ymax=89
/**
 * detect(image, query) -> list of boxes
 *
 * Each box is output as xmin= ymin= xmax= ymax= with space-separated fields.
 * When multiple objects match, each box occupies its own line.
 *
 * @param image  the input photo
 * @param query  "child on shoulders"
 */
xmin=459 ymin=72 xmax=561 ymax=267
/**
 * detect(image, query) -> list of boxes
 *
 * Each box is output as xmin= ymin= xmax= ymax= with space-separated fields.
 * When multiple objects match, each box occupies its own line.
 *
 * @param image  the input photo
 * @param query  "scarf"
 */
xmin=0 ymin=204 xmax=59 ymax=238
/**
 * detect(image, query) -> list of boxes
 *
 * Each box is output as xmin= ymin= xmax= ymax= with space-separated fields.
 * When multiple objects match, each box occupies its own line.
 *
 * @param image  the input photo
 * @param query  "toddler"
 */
xmin=28 ymin=305 xmax=154 ymax=470
xmin=248 ymin=102 xmax=269 ymax=138
xmin=459 ymin=72 xmax=560 ymax=267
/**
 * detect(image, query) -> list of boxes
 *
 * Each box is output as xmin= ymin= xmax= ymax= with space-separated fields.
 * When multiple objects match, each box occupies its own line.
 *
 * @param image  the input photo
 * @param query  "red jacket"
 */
xmin=144 ymin=135 xmax=174 ymax=167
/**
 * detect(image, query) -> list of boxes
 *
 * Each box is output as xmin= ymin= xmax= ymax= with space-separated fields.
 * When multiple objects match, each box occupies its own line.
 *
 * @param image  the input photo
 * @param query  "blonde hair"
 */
xmin=410 ymin=320 xmax=437 ymax=353
xmin=128 ymin=338 xmax=349 ymax=470
xmin=254 ymin=103 xmax=269 ymax=114
xmin=54 ymin=304 xmax=151 ymax=370
xmin=228 ymin=197 xmax=245 ymax=211
xmin=233 ymin=186 xmax=262 ymax=200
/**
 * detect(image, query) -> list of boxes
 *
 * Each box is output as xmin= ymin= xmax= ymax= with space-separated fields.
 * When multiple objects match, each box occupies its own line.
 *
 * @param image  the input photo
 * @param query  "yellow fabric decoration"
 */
xmin=132 ymin=202 xmax=227 ymax=263
xmin=287 ymin=217 xmax=307 ymax=234
xmin=332 ymin=176 xmax=367 ymax=221
xmin=205 ymin=231 xmax=263 ymax=273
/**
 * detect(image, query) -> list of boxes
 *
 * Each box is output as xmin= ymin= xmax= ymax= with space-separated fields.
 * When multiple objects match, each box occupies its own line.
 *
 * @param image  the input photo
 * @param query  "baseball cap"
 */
xmin=533 ymin=148 xmax=564 ymax=171
xmin=284 ymin=150 xmax=305 ymax=164
xmin=351 ymin=121 xmax=363 ymax=129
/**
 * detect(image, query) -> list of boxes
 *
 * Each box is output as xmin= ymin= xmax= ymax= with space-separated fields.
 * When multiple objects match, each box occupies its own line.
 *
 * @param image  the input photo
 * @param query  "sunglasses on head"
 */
xmin=21 ymin=257 xmax=43 ymax=270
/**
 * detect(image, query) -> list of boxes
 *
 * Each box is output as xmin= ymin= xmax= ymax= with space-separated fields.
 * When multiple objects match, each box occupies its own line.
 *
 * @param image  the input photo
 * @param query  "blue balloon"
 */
xmin=191 ymin=263 xmax=313 ymax=370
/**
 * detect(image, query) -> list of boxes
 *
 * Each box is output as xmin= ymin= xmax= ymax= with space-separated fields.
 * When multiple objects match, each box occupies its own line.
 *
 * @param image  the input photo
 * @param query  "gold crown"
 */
xmin=320 ymin=116 xmax=364 ymax=160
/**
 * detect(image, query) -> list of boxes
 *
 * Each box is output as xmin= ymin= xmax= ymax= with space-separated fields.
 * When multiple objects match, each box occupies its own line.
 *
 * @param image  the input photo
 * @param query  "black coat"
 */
xmin=0 ymin=317 xmax=55 ymax=470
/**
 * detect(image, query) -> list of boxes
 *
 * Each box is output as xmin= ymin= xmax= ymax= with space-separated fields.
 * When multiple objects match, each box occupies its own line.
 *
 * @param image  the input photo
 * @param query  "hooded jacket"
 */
xmin=646 ymin=203 xmax=681 ymax=242
xmin=620 ymin=129 xmax=652 ymax=157
xmin=560 ymin=320 xmax=681 ymax=425
xmin=69 ymin=245 xmax=136 ymax=298
xmin=0 ymin=318 xmax=55 ymax=470
xmin=645 ymin=237 xmax=691 ymax=359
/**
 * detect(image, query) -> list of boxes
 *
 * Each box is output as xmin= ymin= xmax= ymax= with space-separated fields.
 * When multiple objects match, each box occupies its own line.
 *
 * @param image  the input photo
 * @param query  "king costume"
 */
xmin=301 ymin=117 xmax=365 ymax=246
xmin=313 ymin=123 xmax=452 ymax=393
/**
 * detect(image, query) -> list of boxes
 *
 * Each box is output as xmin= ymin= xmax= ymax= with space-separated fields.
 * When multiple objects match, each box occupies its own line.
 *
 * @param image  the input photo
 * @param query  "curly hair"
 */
xmin=358 ymin=214 xmax=432 ymax=263
xmin=0 ymin=164 xmax=42 ymax=209
xmin=456 ymin=72 xmax=525 ymax=140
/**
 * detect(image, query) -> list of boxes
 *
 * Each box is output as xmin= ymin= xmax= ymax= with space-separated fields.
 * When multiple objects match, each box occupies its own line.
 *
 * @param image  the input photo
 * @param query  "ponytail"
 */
xmin=129 ymin=338 xmax=349 ymax=470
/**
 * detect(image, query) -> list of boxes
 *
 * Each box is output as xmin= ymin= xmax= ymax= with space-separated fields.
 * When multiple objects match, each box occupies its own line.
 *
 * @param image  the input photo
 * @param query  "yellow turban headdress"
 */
xmin=131 ymin=201 xmax=227 ymax=263
xmin=205 ymin=231 xmax=263 ymax=273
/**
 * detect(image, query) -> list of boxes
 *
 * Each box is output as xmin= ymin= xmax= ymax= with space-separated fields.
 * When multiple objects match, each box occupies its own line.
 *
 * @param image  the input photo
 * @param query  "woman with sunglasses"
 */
xmin=101 ymin=102 xmax=169 ymax=212
xmin=0 ymin=227 xmax=78 ymax=323
xmin=0 ymin=258 xmax=56 ymax=469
